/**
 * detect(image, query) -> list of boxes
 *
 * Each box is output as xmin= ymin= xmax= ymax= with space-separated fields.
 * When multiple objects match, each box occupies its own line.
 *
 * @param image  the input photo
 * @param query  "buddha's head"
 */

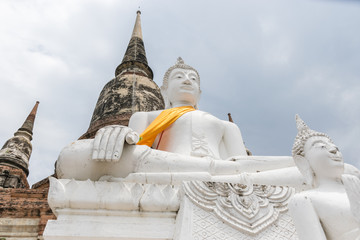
xmin=161 ymin=57 xmax=201 ymax=109
xmin=292 ymin=115 xmax=344 ymax=187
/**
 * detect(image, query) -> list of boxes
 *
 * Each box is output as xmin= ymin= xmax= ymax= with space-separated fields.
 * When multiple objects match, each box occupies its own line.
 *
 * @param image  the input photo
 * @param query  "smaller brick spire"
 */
xmin=16 ymin=101 xmax=39 ymax=141
xmin=0 ymin=101 xmax=40 ymax=187
xmin=228 ymin=113 xmax=234 ymax=123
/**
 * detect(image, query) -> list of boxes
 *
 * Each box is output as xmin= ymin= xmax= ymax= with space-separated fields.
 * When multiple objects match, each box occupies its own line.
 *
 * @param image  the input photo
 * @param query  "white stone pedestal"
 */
xmin=43 ymin=178 xmax=181 ymax=239
xmin=44 ymin=178 xmax=298 ymax=240
xmin=44 ymin=209 xmax=176 ymax=240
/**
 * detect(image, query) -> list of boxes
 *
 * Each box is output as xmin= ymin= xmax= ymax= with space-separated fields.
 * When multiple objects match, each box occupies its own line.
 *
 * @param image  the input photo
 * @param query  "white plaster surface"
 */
xmin=48 ymin=178 xmax=181 ymax=214
xmin=0 ymin=217 xmax=40 ymax=238
xmin=44 ymin=209 xmax=176 ymax=239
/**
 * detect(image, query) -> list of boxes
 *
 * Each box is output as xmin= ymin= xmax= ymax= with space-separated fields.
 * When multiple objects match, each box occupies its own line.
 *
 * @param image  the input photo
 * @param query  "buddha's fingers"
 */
xmin=105 ymin=126 xmax=121 ymax=161
xmin=112 ymin=128 xmax=132 ymax=161
xmin=125 ymin=131 xmax=139 ymax=144
xmin=97 ymin=127 xmax=114 ymax=161
xmin=92 ymin=127 xmax=106 ymax=160
xmin=238 ymin=173 xmax=252 ymax=186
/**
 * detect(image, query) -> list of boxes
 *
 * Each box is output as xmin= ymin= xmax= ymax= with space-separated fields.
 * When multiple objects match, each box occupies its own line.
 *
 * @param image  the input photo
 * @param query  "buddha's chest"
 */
xmin=158 ymin=111 xmax=225 ymax=157
xmin=168 ymin=110 xmax=224 ymax=139
xmin=311 ymin=191 xmax=358 ymax=239
xmin=313 ymin=192 xmax=350 ymax=218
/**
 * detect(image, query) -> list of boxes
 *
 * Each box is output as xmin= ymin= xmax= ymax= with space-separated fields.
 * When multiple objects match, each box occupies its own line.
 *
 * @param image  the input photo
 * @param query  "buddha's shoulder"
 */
xmin=148 ymin=110 xmax=163 ymax=116
xmin=131 ymin=110 xmax=162 ymax=121
xmin=192 ymin=110 xmax=217 ymax=118
xmin=290 ymin=189 xmax=326 ymax=204
xmin=288 ymin=191 xmax=317 ymax=210
xmin=193 ymin=110 xmax=236 ymax=124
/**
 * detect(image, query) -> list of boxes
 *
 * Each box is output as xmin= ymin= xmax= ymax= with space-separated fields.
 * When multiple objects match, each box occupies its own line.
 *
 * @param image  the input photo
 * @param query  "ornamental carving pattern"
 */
xmin=183 ymin=181 xmax=295 ymax=235
xmin=192 ymin=203 xmax=298 ymax=240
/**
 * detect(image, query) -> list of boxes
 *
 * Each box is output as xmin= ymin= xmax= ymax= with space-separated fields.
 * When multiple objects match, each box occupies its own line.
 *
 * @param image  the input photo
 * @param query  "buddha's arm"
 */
xmin=128 ymin=112 xmax=150 ymax=135
xmin=221 ymin=121 xmax=247 ymax=157
xmin=344 ymin=163 xmax=360 ymax=179
xmin=228 ymin=155 xmax=295 ymax=172
xmin=203 ymin=166 xmax=305 ymax=189
xmin=289 ymin=194 xmax=327 ymax=240
xmin=342 ymin=174 xmax=360 ymax=223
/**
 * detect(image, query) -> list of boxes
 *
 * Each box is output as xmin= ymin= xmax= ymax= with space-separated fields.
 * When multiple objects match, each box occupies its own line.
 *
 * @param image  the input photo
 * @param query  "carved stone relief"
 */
xmin=184 ymin=181 xmax=296 ymax=235
xmin=192 ymin=203 xmax=298 ymax=240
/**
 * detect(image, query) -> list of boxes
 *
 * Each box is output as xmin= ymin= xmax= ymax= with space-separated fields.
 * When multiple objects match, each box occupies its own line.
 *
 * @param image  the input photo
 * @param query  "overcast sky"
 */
xmin=0 ymin=0 xmax=359 ymax=185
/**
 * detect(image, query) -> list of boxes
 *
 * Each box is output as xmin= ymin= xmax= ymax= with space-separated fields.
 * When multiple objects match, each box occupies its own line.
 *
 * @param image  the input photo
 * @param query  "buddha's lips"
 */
xmin=180 ymin=85 xmax=194 ymax=90
xmin=331 ymin=157 xmax=343 ymax=162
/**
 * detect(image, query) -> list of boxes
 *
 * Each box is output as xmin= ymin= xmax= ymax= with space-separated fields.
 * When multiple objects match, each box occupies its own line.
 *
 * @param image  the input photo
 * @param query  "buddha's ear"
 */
xmin=294 ymin=155 xmax=315 ymax=187
xmin=193 ymin=89 xmax=201 ymax=110
xmin=160 ymin=85 xmax=165 ymax=93
xmin=160 ymin=86 xmax=171 ymax=109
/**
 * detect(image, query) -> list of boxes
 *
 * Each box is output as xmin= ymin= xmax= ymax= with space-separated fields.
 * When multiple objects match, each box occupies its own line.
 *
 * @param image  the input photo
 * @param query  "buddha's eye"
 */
xmin=321 ymin=145 xmax=326 ymax=149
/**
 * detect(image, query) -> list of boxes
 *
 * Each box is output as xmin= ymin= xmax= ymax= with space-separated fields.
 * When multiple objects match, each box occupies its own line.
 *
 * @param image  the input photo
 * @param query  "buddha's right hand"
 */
xmin=92 ymin=125 xmax=139 ymax=162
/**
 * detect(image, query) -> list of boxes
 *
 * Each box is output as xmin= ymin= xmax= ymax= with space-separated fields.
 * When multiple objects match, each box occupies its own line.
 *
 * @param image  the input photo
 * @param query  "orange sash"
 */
xmin=137 ymin=106 xmax=195 ymax=147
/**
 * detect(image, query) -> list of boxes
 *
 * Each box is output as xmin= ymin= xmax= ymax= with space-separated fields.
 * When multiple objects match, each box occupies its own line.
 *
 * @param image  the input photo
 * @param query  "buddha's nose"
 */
xmin=183 ymin=79 xmax=191 ymax=85
xmin=329 ymin=147 xmax=338 ymax=154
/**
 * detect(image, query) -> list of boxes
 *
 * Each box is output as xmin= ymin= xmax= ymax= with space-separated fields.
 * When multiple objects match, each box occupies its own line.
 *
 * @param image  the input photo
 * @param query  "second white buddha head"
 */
xmin=292 ymin=115 xmax=344 ymax=187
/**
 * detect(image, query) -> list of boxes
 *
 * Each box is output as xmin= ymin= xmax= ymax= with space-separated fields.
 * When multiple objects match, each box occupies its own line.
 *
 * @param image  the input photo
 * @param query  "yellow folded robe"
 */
xmin=137 ymin=106 xmax=196 ymax=147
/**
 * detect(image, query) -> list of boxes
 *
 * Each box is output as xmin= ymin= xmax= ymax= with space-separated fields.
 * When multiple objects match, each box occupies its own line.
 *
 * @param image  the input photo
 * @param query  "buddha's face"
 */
xmin=304 ymin=136 xmax=344 ymax=179
xmin=166 ymin=68 xmax=200 ymax=107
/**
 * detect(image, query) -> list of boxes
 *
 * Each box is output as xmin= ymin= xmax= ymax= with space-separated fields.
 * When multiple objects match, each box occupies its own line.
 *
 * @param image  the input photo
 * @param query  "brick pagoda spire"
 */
xmin=0 ymin=101 xmax=39 ymax=188
xmin=80 ymin=11 xmax=164 ymax=139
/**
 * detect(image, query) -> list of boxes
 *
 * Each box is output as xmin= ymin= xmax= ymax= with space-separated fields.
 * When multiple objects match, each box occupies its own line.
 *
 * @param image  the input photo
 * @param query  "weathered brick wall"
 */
xmin=0 ymin=165 xmax=29 ymax=189
xmin=0 ymin=178 xmax=56 ymax=237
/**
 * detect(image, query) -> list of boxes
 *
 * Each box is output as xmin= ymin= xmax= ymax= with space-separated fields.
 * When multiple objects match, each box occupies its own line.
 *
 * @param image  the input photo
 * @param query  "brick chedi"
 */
xmin=0 ymin=102 xmax=55 ymax=239
xmin=80 ymin=11 xmax=164 ymax=139
xmin=0 ymin=101 xmax=39 ymax=189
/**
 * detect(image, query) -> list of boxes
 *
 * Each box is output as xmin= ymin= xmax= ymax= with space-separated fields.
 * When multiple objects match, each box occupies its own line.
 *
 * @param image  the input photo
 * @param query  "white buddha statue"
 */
xmin=289 ymin=115 xmax=360 ymax=240
xmin=104 ymin=57 xmax=248 ymax=161
xmin=56 ymin=57 xmax=295 ymax=183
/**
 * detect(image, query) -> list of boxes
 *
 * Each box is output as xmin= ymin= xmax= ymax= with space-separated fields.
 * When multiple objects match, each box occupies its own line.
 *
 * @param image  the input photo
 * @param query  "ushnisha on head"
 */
xmin=292 ymin=115 xmax=344 ymax=187
xmin=292 ymin=115 xmax=331 ymax=157
xmin=161 ymin=57 xmax=201 ymax=109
